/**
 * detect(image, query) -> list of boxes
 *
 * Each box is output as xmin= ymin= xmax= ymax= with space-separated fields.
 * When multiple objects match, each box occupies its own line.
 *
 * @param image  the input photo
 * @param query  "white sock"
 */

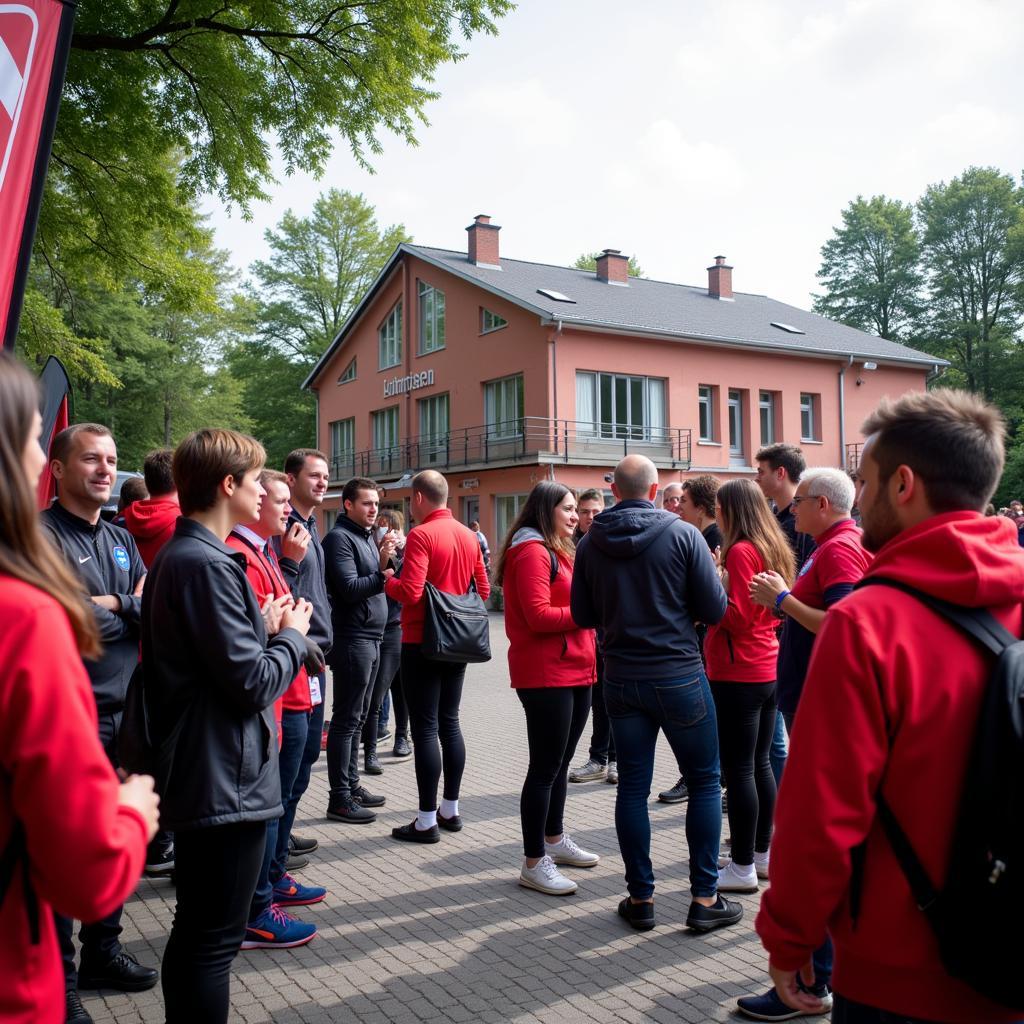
xmin=417 ymin=809 xmax=437 ymax=831
xmin=439 ymin=798 xmax=458 ymax=818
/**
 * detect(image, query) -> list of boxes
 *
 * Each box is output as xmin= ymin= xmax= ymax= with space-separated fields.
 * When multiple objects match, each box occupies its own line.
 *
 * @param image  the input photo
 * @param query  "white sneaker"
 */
xmin=568 ymin=758 xmax=607 ymax=783
xmin=754 ymin=850 xmax=770 ymax=880
xmin=519 ymin=855 xmax=578 ymax=895
xmin=717 ymin=859 xmax=759 ymax=893
xmin=545 ymin=833 xmax=599 ymax=868
xmin=606 ymin=761 xmax=618 ymax=784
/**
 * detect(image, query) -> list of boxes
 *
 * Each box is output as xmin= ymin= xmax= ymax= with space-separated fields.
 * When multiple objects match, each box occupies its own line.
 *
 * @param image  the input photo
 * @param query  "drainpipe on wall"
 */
xmin=838 ymin=354 xmax=853 ymax=469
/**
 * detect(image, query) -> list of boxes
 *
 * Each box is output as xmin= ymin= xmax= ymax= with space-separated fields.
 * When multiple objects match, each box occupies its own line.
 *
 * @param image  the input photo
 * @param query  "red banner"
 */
xmin=1 ymin=0 xmax=74 ymax=348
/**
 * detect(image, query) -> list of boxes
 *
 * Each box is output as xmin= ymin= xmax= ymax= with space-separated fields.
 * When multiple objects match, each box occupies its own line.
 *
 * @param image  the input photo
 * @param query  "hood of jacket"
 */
xmin=509 ymin=526 xmax=545 ymax=550
xmin=123 ymin=496 xmax=180 ymax=540
xmin=865 ymin=510 xmax=1024 ymax=608
xmin=586 ymin=500 xmax=679 ymax=560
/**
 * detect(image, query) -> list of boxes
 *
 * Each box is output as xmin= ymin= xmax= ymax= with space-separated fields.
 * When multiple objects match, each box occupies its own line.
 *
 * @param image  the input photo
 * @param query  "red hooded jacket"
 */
xmin=501 ymin=531 xmax=596 ymax=689
xmin=756 ymin=512 xmax=1024 ymax=1023
xmin=122 ymin=495 xmax=180 ymax=568
xmin=0 ymin=579 xmax=148 ymax=1024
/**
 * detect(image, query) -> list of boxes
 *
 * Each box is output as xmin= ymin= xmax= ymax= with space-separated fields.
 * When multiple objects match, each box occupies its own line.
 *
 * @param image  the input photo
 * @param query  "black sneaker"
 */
xmin=392 ymin=820 xmax=441 ymax=844
xmin=617 ymin=897 xmax=656 ymax=931
xmin=685 ymin=894 xmax=743 ymax=933
xmin=377 ymin=726 xmax=392 ymax=742
xmin=78 ymin=951 xmax=159 ymax=992
xmin=437 ymin=811 xmax=463 ymax=832
xmin=286 ymin=852 xmax=310 ymax=871
xmin=658 ymin=778 xmax=689 ymax=803
xmin=392 ymin=735 xmax=413 ymax=759
xmin=289 ymin=834 xmax=319 ymax=855
xmin=144 ymin=832 xmax=174 ymax=876
xmin=352 ymin=786 xmax=385 ymax=808
xmin=326 ymin=800 xmax=376 ymax=824
xmin=363 ymin=753 xmax=384 ymax=775
xmin=66 ymin=989 xmax=93 ymax=1024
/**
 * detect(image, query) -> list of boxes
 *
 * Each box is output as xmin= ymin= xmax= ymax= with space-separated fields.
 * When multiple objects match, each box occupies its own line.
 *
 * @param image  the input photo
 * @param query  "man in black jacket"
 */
xmin=322 ymin=477 xmax=396 ymax=823
xmin=41 ymin=423 xmax=158 ymax=1017
xmin=571 ymin=454 xmax=741 ymax=935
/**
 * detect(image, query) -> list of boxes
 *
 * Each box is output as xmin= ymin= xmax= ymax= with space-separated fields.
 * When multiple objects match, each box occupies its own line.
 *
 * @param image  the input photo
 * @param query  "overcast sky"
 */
xmin=202 ymin=0 xmax=1024 ymax=312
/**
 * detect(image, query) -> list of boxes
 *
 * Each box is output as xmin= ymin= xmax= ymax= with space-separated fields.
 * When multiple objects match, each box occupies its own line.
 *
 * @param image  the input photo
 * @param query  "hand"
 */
xmin=133 ymin=575 xmax=146 ymax=598
xmin=383 ymin=567 xmax=395 ymax=580
xmin=281 ymin=597 xmax=313 ymax=637
xmin=280 ymin=523 xmax=310 ymax=563
xmin=769 ymin=960 xmax=826 ymax=1014
xmin=260 ymin=594 xmax=293 ymax=635
xmin=378 ymin=533 xmax=397 ymax=570
xmin=719 ymin=568 xmax=730 ymax=594
xmin=302 ymin=637 xmax=326 ymax=675
xmin=750 ymin=570 xmax=787 ymax=608
xmin=117 ymin=774 xmax=160 ymax=842
xmin=91 ymin=594 xmax=121 ymax=612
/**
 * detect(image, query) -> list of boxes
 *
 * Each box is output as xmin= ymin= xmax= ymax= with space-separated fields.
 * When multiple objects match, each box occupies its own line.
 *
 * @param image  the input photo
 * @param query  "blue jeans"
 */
xmin=280 ymin=691 xmax=324 ymax=832
xmin=605 ymin=670 xmax=722 ymax=899
xmin=769 ymin=711 xmax=788 ymax=786
xmin=270 ymin=708 xmax=312 ymax=884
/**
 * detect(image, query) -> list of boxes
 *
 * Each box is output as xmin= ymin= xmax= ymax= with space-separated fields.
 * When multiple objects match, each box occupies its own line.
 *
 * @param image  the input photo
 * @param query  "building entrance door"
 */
xmin=462 ymin=496 xmax=479 ymax=526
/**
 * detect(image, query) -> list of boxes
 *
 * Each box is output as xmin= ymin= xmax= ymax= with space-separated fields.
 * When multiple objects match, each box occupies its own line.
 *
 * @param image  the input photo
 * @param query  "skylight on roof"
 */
xmin=770 ymin=321 xmax=805 ymax=335
xmin=537 ymin=288 xmax=576 ymax=303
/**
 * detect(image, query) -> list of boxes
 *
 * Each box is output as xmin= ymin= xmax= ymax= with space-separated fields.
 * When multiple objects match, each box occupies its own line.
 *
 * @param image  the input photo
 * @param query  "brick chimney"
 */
xmin=707 ymin=255 xmax=734 ymax=300
xmin=595 ymin=249 xmax=629 ymax=286
xmin=466 ymin=214 xmax=501 ymax=268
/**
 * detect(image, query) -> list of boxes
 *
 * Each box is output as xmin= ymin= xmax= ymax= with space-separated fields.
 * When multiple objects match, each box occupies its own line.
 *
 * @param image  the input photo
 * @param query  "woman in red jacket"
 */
xmin=0 ymin=353 xmax=160 ymax=1024
xmin=495 ymin=482 xmax=598 ymax=896
xmin=704 ymin=479 xmax=794 ymax=894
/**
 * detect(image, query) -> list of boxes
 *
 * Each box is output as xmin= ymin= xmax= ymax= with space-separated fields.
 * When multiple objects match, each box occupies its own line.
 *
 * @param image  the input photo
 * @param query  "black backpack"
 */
xmin=856 ymin=577 xmax=1024 ymax=1011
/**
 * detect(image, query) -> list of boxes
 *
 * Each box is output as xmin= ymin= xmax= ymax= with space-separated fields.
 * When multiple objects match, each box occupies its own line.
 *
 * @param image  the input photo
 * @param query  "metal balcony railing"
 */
xmin=845 ymin=442 xmax=863 ymax=473
xmin=330 ymin=417 xmax=692 ymax=482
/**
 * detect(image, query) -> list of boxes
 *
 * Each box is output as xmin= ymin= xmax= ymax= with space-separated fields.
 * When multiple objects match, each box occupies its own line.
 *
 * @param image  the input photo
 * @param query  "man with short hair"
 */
xmin=755 ymin=443 xmax=815 ymax=570
xmin=470 ymin=518 xmax=491 ymax=569
xmin=755 ymin=391 xmax=1024 ymax=1024
xmin=661 ymin=481 xmax=683 ymax=515
xmin=385 ymin=470 xmax=490 ymax=842
xmin=323 ymin=477 xmax=395 ymax=823
xmin=114 ymin=476 xmax=148 ymax=524
xmin=123 ymin=448 xmax=180 ymax=568
xmin=571 ymin=455 xmax=740 ymax=933
xmin=41 ymin=424 xmax=158 ymax=1017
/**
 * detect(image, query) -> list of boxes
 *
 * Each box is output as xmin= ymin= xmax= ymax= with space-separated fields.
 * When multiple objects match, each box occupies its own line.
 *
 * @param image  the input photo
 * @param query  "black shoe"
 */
xmin=685 ymin=894 xmax=744 ymax=933
xmin=392 ymin=735 xmax=413 ymax=759
xmin=392 ymin=820 xmax=441 ymax=844
xmin=617 ymin=897 xmax=656 ymax=931
xmin=658 ymin=778 xmax=689 ymax=803
xmin=78 ymin=951 xmax=159 ymax=992
xmin=286 ymin=852 xmax=310 ymax=871
xmin=66 ymin=989 xmax=93 ymax=1024
xmin=144 ymin=833 xmax=174 ymax=876
xmin=437 ymin=811 xmax=463 ymax=832
xmin=352 ymin=786 xmax=386 ymax=808
xmin=377 ymin=726 xmax=392 ymax=742
xmin=326 ymin=800 xmax=376 ymax=824
xmin=363 ymin=753 xmax=384 ymax=775
xmin=289 ymin=834 xmax=319 ymax=855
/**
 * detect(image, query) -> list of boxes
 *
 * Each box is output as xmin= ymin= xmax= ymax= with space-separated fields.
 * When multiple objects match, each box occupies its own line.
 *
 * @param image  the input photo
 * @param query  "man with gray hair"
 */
xmin=571 ymin=455 xmax=741 ymax=933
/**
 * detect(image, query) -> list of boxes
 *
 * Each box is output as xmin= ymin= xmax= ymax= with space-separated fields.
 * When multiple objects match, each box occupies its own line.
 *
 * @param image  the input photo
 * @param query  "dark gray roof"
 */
xmin=305 ymin=243 xmax=943 ymax=388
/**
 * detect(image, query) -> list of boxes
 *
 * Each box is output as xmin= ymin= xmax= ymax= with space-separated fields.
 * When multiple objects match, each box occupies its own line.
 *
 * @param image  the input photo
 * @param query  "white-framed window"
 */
xmin=338 ymin=357 xmax=356 ymax=384
xmin=324 ymin=510 xmax=338 ymax=532
xmin=418 ymin=393 xmax=450 ymax=465
xmin=576 ymin=371 xmax=667 ymax=441
xmin=372 ymin=406 xmax=399 ymax=453
xmin=484 ymin=374 xmax=524 ymax=439
xmin=495 ymin=493 xmax=529 ymax=547
xmin=759 ymin=391 xmax=776 ymax=445
xmin=481 ymin=308 xmax=508 ymax=333
xmin=801 ymin=393 xmax=820 ymax=441
xmin=698 ymin=385 xmax=716 ymax=442
xmin=418 ymin=281 xmax=446 ymax=354
xmin=329 ymin=418 xmax=355 ymax=478
xmin=728 ymin=389 xmax=744 ymax=462
xmin=378 ymin=302 xmax=402 ymax=369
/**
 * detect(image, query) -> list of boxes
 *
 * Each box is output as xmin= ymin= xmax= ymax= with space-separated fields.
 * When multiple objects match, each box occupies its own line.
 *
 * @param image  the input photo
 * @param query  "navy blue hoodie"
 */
xmin=570 ymin=499 xmax=727 ymax=682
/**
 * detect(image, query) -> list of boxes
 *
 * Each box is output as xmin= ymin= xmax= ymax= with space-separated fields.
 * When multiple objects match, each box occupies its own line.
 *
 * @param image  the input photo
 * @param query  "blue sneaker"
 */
xmin=240 ymin=905 xmax=316 ymax=949
xmin=736 ymin=987 xmax=832 ymax=1021
xmin=272 ymin=872 xmax=327 ymax=907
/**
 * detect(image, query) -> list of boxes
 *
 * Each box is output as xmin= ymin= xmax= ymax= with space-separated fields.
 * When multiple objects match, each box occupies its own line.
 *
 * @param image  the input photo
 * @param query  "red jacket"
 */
xmin=0 ymin=578 xmax=148 ymax=1024
xmin=704 ymin=540 xmax=778 ymax=682
xmin=501 ymin=532 xmax=596 ymax=689
xmin=226 ymin=531 xmax=313 ymax=717
xmin=384 ymin=508 xmax=490 ymax=644
xmin=756 ymin=512 xmax=1024 ymax=1023
xmin=122 ymin=495 xmax=180 ymax=568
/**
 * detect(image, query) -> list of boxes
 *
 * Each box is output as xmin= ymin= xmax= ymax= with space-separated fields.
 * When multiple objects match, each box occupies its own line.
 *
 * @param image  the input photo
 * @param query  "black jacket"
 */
xmin=570 ymin=499 xmax=727 ymax=682
xmin=41 ymin=502 xmax=146 ymax=713
xmin=273 ymin=509 xmax=332 ymax=658
xmin=323 ymin=514 xmax=388 ymax=648
xmin=141 ymin=518 xmax=305 ymax=830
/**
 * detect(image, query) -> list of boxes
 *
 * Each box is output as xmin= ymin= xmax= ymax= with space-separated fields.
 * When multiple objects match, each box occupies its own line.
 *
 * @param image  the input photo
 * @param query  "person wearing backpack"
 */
xmin=495 ymin=482 xmax=598 ymax=895
xmin=756 ymin=389 xmax=1024 ymax=1024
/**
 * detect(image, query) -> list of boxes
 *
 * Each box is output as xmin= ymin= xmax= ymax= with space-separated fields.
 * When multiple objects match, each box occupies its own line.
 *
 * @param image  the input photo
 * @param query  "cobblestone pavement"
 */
xmin=84 ymin=617 xmax=776 ymax=1023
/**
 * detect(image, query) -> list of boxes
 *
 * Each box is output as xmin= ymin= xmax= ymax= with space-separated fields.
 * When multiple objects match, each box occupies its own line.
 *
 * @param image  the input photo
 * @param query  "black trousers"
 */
xmin=586 ymin=651 xmax=614 ymax=763
xmin=361 ymin=625 xmax=402 ymax=753
xmin=326 ymin=637 xmax=380 ymax=802
xmin=517 ymin=686 xmax=592 ymax=858
xmin=162 ymin=821 xmax=265 ymax=1024
xmin=831 ymin=995 xmax=941 ymax=1024
xmin=710 ymin=680 xmax=777 ymax=864
xmin=56 ymin=710 xmax=124 ymax=988
xmin=401 ymin=644 xmax=467 ymax=811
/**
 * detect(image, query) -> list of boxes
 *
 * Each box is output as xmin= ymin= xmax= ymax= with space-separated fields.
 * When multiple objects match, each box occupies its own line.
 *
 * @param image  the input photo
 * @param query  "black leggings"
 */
xmin=162 ymin=821 xmax=265 ymax=1023
xmin=401 ymin=644 xmax=467 ymax=811
xmin=710 ymin=680 xmax=777 ymax=864
xmin=517 ymin=686 xmax=593 ymax=859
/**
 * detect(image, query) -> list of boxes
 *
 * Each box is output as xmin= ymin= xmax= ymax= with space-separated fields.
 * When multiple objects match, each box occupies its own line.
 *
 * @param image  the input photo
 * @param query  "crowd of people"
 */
xmin=1 ymin=345 xmax=1022 ymax=1024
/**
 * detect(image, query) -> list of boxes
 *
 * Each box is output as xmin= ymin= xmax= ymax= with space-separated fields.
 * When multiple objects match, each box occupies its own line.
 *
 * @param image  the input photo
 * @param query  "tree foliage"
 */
xmin=573 ymin=251 xmax=645 ymax=278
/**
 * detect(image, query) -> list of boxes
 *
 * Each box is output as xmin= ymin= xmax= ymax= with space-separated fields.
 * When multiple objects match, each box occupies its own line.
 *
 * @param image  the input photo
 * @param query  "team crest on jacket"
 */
xmin=112 ymin=545 xmax=130 ymax=571
xmin=797 ymin=555 xmax=814 ymax=578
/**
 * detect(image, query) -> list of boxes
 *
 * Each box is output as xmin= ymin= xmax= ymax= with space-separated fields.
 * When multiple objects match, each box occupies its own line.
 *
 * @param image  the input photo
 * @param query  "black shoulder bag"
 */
xmin=421 ymin=579 xmax=491 ymax=664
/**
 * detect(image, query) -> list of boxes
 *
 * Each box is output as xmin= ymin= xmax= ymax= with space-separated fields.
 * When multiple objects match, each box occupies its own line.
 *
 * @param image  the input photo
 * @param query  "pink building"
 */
xmin=305 ymin=215 xmax=943 ymax=541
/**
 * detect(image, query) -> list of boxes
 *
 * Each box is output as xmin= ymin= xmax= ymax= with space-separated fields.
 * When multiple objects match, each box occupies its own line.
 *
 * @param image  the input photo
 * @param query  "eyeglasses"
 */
xmin=791 ymin=494 xmax=822 ymax=505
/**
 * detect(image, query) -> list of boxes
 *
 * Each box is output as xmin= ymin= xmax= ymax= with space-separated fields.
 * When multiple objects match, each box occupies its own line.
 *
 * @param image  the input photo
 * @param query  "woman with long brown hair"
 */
xmin=495 ymin=481 xmax=599 ymax=895
xmin=0 ymin=352 xmax=159 ymax=1024
xmin=704 ymin=478 xmax=794 ymax=894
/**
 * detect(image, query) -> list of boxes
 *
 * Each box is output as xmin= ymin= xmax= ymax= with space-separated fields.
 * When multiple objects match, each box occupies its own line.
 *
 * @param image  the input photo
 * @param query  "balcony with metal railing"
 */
xmin=330 ymin=417 xmax=692 ymax=483
xmin=845 ymin=442 xmax=863 ymax=473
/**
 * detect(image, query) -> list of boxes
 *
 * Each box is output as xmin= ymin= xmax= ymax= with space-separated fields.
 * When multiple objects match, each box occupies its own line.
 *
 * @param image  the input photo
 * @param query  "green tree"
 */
xmin=573 ymin=252 xmax=645 ymax=278
xmin=812 ymin=195 xmax=923 ymax=340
